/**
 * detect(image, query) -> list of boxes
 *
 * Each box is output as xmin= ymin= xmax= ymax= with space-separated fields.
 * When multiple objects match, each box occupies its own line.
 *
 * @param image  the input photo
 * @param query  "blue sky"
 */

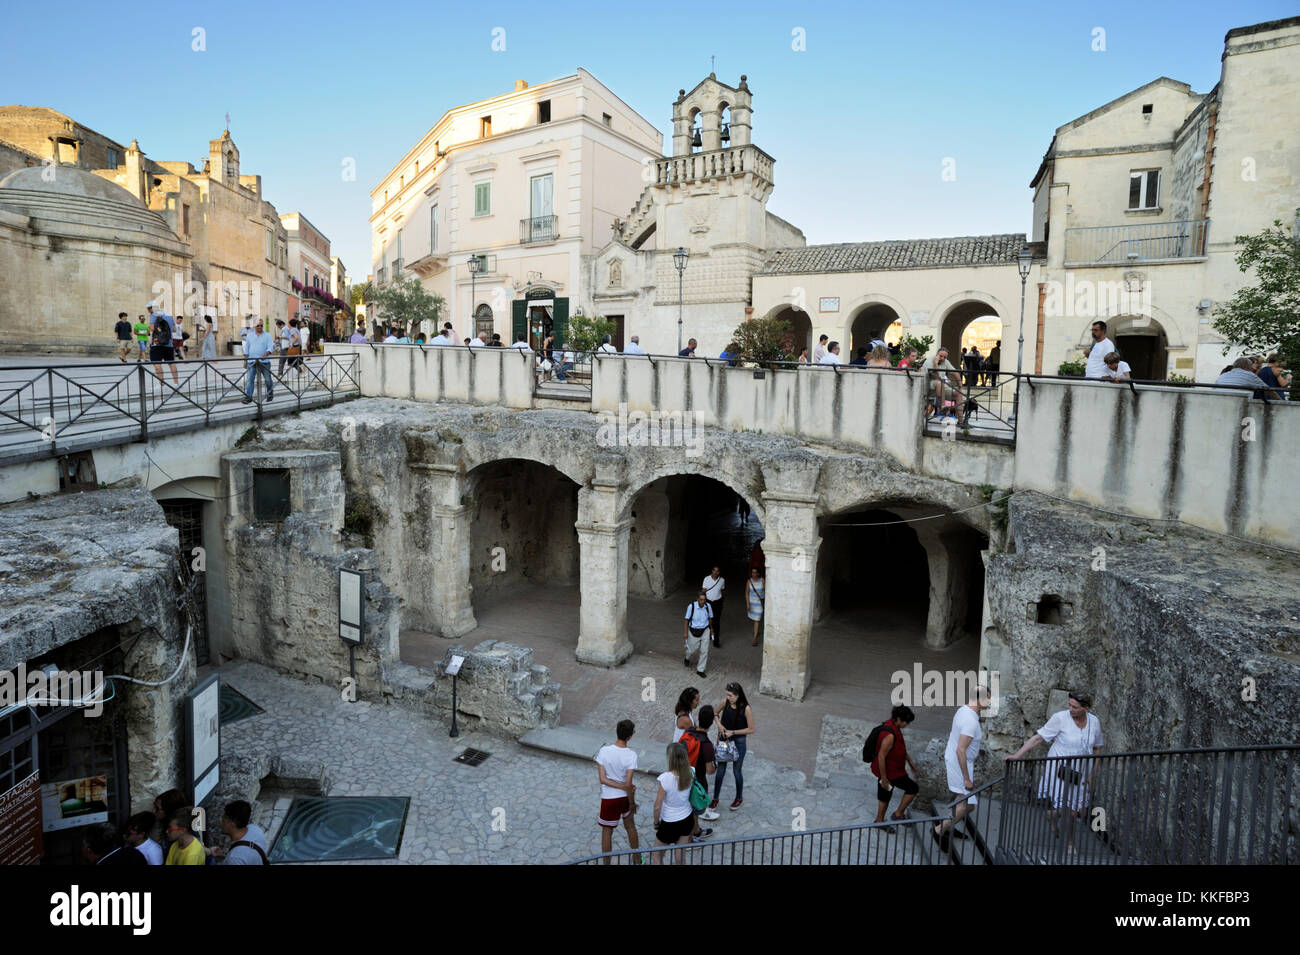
xmin=3 ymin=0 xmax=1293 ymax=279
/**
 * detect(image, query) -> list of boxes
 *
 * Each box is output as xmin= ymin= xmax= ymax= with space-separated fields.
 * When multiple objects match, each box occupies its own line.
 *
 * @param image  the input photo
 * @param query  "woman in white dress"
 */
xmin=1005 ymin=691 xmax=1104 ymax=855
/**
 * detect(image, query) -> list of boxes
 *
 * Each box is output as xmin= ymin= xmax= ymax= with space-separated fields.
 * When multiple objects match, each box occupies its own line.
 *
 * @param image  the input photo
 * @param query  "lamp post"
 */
xmin=467 ymin=254 xmax=482 ymax=340
xmin=1013 ymin=245 xmax=1033 ymax=424
xmin=673 ymin=246 xmax=688 ymax=353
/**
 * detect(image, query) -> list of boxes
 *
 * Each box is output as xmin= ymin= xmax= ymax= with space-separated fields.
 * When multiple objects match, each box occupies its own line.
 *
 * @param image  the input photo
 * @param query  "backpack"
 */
xmin=688 ymin=769 xmax=711 ymax=813
xmin=679 ymin=725 xmax=702 ymax=767
xmin=151 ymin=319 xmax=171 ymax=347
xmin=228 ymin=839 xmax=271 ymax=865
xmin=862 ymin=723 xmax=893 ymax=776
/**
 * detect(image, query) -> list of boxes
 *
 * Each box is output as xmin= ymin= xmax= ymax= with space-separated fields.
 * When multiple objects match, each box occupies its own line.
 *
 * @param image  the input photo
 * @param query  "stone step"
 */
xmin=519 ymin=724 xmax=666 ymax=777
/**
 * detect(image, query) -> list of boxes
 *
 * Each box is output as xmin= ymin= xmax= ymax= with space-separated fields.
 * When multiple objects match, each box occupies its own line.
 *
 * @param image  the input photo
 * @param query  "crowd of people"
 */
xmin=80 ymin=787 xmax=268 ymax=865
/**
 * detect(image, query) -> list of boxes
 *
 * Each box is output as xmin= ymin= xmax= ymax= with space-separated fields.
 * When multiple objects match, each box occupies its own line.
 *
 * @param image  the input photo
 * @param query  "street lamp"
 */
xmin=673 ymin=246 xmax=688 ymax=353
xmin=1013 ymin=244 xmax=1034 ymax=424
xmin=467 ymin=254 xmax=483 ymax=340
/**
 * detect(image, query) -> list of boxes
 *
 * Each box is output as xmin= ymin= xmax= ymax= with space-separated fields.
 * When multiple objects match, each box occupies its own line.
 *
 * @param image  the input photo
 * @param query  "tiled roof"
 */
xmin=760 ymin=234 xmax=1027 ymax=275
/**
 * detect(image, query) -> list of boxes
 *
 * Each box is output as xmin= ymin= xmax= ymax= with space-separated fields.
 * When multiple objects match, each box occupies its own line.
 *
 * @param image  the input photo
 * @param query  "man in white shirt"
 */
xmin=241 ymin=318 xmax=276 ymax=403
xmin=623 ymin=335 xmax=646 ymax=355
xmin=1083 ymin=321 xmax=1116 ymax=379
xmin=509 ymin=333 xmax=531 ymax=350
xmin=383 ymin=326 xmax=399 ymax=344
xmin=595 ymin=719 xmax=640 ymax=860
xmin=934 ymin=686 xmax=991 ymax=851
xmin=702 ymin=566 xmax=725 ymax=646
xmin=469 ymin=332 xmax=488 ymax=347
xmin=812 ymin=334 xmax=829 ymax=364
xmin=219 ymin=800 xmax=269 ymax=865
xmin=682 ymin=591 xmax=714 ymax=677
xmin=429 ymin=328 xmax=450 ymax=346
xmin=818 ymin=341 xmax=843 ymax=365
xmin=123 ymin=812 xmax=164 ymax=865
xmin=597 ymin=334 xmax=618 ymax=355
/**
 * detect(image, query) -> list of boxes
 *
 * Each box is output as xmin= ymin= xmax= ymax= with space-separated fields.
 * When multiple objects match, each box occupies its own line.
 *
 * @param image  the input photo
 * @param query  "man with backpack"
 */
xmin=216 ymin=800 xmax=269 ymax=865
xmin=865 ymin=705 xmax=920 ymax=828
xmin=147 ymin=304 xmax=179 ymax=384
xmin=684 ymin=705 xmax=720 ymax=832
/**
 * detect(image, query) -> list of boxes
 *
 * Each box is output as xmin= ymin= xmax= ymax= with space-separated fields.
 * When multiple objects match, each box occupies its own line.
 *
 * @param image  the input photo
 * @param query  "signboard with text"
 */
xmin=0 ymin=772 xmax=43 ymax=864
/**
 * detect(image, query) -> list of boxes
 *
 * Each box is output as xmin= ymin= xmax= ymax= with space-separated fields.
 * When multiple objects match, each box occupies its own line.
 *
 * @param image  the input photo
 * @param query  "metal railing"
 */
xmin=1064 ymin=218 xmax=1209 ymax=265
xmin=520 ymin=215 xmax=559 ymax=245
xmin=568 ymin=744 xmax=1298 ymax=865
xmin=536 ymin=345 xmax=592 ymax=397
xmin=0 ymin=353 xmax=360 ymax=465
xmin=999 ymin=744 xmax=1298 ymax=865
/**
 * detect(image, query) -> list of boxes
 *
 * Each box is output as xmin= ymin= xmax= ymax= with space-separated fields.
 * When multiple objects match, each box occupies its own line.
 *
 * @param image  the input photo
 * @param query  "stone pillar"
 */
xmin=575 ymin=454 xmax=631 ymax=666
xmin=758 ymin=490 xmax=821 ymax=701
xmin=915 ymin=525 xmax=967 ymax=649
xmin=410 ymin=460 xmax=477 ymax=637
xmin=575 ymin=520 xmax=633 ymax=666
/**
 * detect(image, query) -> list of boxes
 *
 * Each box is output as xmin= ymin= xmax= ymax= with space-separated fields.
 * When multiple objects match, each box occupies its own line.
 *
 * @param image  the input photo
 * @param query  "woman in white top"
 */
xmin=673 ymin=687 xmax=699 ymax=743
xmin=1005 ymin=690 xmax=1104 ymax=855
xmin=652 ymin=742 xmax=697 ymax=863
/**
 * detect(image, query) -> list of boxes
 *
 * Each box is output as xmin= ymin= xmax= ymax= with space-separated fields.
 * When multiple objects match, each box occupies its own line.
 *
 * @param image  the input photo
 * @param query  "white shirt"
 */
xmin=623 ymin=342 xmax=645 ymax=355
xmin=225 ymin=823 xmax=268 ymax=865
xmin=684 ymin=601 xmax=713 ymax=629
xmin=562 ymin=350 xmax=575 ymax=364
xmin=945 ymin=705 xmax=982 ymax=775
xmin=702 ymin=575 xmax=724 ymax=601
xmin=469 ymin=337 xmax=486 ymax=348
xmin=812 ymin=344 xmax=827 ymax=363
xmin=383 ymin=334 xmax=398 ymax=344
xmin=135 ymin=837 xmax=164 ymax=865
xmin=430 ymin=334 xmax=450 ymax=346
xmin=596 ymin=743 xmax=639 ymax=800
xmin=509 ymin=340 xmax=531 ymax=350
xmin=1037 ymin=710 xmax=1104 ymax=758
xmin=1085 ymin=337 xmax=1116 ymax=379
xmin=819 ymin=351 xmax=843 ymax=365
xmin=1103 ymin=360 xmax=1132 ymax=380
xmin=656 ymin=770 xmax=694 ymax=823
xmin=597 ymin=343 xmax=618 ymax=354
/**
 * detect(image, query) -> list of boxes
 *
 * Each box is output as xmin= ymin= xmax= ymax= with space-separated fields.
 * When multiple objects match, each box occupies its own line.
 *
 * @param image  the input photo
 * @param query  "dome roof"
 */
xmin=0 ymin=164 xmax=185 ymax=248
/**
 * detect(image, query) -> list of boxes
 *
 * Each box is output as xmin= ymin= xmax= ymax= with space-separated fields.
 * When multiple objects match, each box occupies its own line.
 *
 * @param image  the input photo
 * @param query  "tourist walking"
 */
xmin=595 ymin=719 xmax=641 ymax=862
xmin=1083 ymin=321 xmax=1116 ymax=379
xmin=286 ymin=318 xmax=306 ymax=376
xmin=682 ymin=591 xmax=713 ymax=678
xmin=147 ymin=303 xmax=179 ymax=384
xmin=276 ymin=319 xmax=291 ymax=374
xmin=869 ymin=705 xmax=920 ymax=828
xmin=674 ymin=687 xmax=700 ymax=742
xmin=217 ymin=800 xmax=269 ymax=865
xmin=133 ymin=314 xmax=150 ymax=361
xmin=737 ymin=496 xmax=751 ymax=523
xmin=199 ymin=316 xmax=217 ymax=361
xmin=933 ymin=686 xmax=991 ymax=852
xmin=1004 ymin=690 xmax=1104 ymax=856
xmin=749 ymin=539 xmax=765 ymax=575
xmin=172 ymin=314 xmax=186 ymax=359
xmin=240 ymin=319 xmax=275 ymax=404
xmin=987 ymin=340 xmax=1001 ymax=385
xmin=652 ymin=742 xmax=697 ymax=864
xmin=703 ymin=566 xmax=725 ymax=646
xmin=114 ymin=312 xmax=133 ymax=361
xmin=745 ymin=567 xmax=765 ymax=645
xmin=711 ymin=682 xmax=754 ymax=811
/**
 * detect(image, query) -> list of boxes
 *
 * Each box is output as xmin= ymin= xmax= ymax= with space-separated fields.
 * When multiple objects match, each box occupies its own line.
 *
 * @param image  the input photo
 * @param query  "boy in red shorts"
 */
xmin=595 ymin=719 xmax=640 ymax=862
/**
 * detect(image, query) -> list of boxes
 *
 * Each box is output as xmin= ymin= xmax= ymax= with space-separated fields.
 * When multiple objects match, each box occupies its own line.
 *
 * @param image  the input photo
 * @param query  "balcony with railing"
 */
xmin=1064 ymin=218 xmax=1209 ymax=266
xmin=520 ymin=215 xmax=559 ymax=245
xmin=655 ymin=143 xmax=775 ymax=187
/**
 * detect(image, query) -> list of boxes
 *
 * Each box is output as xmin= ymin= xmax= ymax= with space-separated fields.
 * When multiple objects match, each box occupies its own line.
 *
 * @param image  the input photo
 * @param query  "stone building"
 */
xmin=368 ymin=69 xmax=661 ymax=348
xmin=586 ymin=73 xmax=806 ymax=354
xmin=0 ymin=109 xmax=294 ymax=355
xmin=281 ymin=211 xmax=338 ymax=337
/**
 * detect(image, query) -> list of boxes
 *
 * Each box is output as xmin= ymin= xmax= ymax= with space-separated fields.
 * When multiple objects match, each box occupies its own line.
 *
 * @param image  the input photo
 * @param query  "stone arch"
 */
xmin=459 ymin=442 xmax=590 ymax=495
xmin=1082 ymin=311 xmax=1176 ymax=381
xmin=759 ymin=305 xmax=812 ymax=359
xmin=688 ymin=105 xmax=703 ymax=152
xmin=842 ymin=293 xmax=909 ymax=347
xmin=846 ymin=300 xmax=906 ymax=357
xmin=718 ymin=101 xmax=732 ymax=145
xmin=931 ymin=290 xmax=1008 ymax=360
xmin=619 ymin=458 xmax=766 ymax=527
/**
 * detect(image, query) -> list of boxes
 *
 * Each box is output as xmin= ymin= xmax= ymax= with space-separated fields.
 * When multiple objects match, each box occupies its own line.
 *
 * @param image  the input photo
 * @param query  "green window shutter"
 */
xmin=512 ymin=300 xmax=526 ymax=343
xmin=552 ymin=297 xmax=569 ymax=347
xmin=475 ymin=182 xmax=490 ymax=216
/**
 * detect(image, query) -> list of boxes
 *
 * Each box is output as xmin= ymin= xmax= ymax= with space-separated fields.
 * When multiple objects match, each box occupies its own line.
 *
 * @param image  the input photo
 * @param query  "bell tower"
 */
xmin=672 ymin=73 xmax=753 ymax=156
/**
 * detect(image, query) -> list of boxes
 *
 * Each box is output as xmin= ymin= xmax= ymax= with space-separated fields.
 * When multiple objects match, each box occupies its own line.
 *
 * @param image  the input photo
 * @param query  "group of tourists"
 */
xmin=82 ymin=787 xmax=268 ymax=865
xmin=682 ymin=551 xmax=767 ymax=679
xmin=595 ymin=682 xmax=757 ymax=864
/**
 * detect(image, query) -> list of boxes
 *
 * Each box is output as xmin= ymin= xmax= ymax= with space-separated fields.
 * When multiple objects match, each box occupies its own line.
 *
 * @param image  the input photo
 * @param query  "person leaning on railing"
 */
xmin=1258 ymin=354 xmax=1292 ymax=400
xmin=1100 ymin=352 xmax=1131 ymax=382
xmin=1004 ymin=690 xmax=1104 ymax=857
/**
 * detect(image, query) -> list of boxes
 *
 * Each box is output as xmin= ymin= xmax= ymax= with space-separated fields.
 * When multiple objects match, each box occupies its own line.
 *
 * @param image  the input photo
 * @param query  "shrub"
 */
xmin=732 ymin=315 xmax=796 ymax=365
xmin=1058 ymin=360 xmax=1086 ymax=377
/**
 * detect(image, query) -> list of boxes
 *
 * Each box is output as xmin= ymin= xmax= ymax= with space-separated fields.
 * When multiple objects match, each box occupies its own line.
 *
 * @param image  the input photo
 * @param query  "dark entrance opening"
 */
xmin=818 ymin=509 xmax=929 ymax=619
xmin=159 ymin=499 xmax=209 ymax=665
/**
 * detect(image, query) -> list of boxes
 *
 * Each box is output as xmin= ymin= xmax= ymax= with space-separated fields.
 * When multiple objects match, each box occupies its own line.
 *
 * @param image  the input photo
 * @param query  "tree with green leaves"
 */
xmin=1213 ymin=220 xmax=1300 ymax=384
xmin=350 ymin=282 xmax=374 ymax=312
xmin=732 ymin=315 xmax=796 ymax=365
xmin=565 ymin=311 xmax=617 ymax=354
xmin=369 ymin=278 xmax=445 ymax=337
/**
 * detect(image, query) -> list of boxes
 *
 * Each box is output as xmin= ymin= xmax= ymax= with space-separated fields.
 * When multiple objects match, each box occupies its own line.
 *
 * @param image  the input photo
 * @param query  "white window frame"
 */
xmin=1128 ymin=169 xmax=1160 ymax=211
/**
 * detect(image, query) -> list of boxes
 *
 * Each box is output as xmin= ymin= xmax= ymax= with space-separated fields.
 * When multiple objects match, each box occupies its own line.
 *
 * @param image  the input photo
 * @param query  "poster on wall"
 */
xmin=339 ymin=569 xmax=364 ymax=645
xmin=40 ymin=774 xmax=109 ymax=832
xmin=186 ymin=673 xmax=221 ymax=806
xmin=0 ymin=771 xmax=43 ymax=864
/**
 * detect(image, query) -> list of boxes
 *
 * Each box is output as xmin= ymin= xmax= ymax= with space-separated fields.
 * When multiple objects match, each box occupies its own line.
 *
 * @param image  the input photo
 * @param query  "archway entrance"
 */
xmin=769 ymin=307 xmax=812 ymax=359
xmin=939 ymin=301 xmax=1002 ymax=361
xmin=1112 ymin=315 xmax=1168 ymax=381
xmin=850 ymin=304 xmax=902 ymax=356
xmin=464 ymin=458 xmax=581 ymax=632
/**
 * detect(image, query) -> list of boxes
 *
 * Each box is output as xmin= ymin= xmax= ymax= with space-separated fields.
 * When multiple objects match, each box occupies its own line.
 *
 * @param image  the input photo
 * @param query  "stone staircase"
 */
xmin=616 ymin=187 xmax=657 ymax=248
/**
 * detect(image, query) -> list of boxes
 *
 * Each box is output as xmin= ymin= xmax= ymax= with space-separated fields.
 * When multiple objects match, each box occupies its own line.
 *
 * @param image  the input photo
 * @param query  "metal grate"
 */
xmin=218 ymin=683 xmax=264 ymax=725
xmin=269 ymin=796 xmax=410 ymax=863
xmin=454 ymin=748 xmax=491 ymax=766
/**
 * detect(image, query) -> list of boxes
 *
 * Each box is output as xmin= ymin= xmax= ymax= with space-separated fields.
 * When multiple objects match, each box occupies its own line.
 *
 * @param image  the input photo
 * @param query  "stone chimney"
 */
xmin=124 ymin=139 xmax=145 ymax=203
xmin=514 ymin=80 xmax=528 ymax=91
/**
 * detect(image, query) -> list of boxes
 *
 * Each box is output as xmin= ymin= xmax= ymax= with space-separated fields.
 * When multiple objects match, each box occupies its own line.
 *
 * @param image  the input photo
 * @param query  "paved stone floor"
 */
xmin=220 ymin=659 xmax=899 ymax=864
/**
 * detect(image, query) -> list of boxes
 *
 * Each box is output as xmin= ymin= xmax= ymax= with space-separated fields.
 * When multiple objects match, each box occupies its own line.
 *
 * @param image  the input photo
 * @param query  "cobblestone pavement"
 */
xmin=218 ymin=660 xmax=894 ymax=864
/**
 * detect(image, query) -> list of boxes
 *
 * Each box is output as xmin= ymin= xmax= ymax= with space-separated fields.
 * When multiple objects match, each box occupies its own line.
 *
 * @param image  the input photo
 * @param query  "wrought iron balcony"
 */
xmin=521 ymin=215 xmax=559 ymax=245
xmin=1064 ymin=219 xmax=1209 ymax=266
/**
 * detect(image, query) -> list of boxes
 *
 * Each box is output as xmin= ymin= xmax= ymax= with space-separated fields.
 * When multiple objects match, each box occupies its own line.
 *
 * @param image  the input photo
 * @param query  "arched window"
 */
xmin=718 ymin=102 xmax=732 ymax=146
xmin=689 ymin=108 xmax=702 ymax=153
xmin=475 ymin=303 xmax=494 ymax=341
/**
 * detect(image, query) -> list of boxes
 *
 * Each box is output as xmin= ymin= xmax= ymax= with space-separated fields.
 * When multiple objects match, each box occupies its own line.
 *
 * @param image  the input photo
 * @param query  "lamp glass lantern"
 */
xmin=673 ymin=247 xmax=688 ymax=273
xmin=1017 ymin=246 xmax=1033 ymax=280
